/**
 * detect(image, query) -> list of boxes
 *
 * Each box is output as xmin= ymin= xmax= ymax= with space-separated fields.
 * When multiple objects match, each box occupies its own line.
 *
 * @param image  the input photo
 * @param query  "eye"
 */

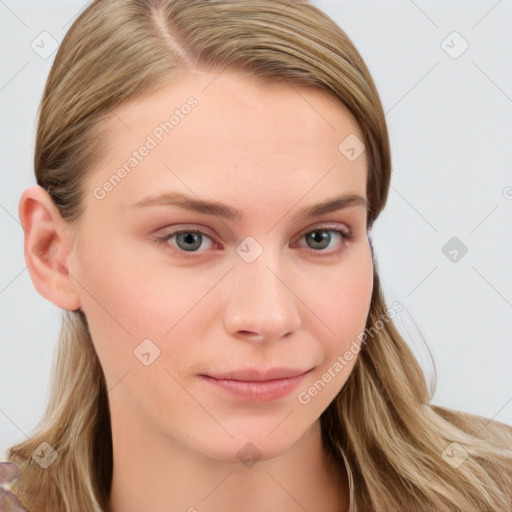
xmin=292 ymin=224 xmax=353 ymax=258
xmin=156 ymin=228 xmax=216 ymax=258
xmin=155 ymin=223 xmax=353 ymax=259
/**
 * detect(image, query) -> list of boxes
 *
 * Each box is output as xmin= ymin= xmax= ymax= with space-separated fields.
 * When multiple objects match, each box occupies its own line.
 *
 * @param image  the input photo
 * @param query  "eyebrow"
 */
xmin=131 ymin=191 xmax=367 ymax=222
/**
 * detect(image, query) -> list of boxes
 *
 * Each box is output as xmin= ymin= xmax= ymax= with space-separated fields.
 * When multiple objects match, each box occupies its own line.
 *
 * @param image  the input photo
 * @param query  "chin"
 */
xmin=191 ymin=418 xmax=315 ymax=466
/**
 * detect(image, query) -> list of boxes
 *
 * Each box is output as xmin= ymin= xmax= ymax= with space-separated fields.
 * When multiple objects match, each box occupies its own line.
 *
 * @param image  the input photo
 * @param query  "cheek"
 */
xmin=318 ymin=243 xmax=374 ymax=350
xmin=295 ymin=245 xmax=373 ymax=412
xmin=74 ymin=237 xmax=229 ymax=381
xmin=76 ymin=228 xmax=372 ymax=392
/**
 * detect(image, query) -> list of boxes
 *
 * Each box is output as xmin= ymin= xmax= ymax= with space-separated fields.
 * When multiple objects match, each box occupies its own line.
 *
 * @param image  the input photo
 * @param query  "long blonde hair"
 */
xmin=8 ymin=1 xmax=511 ymax=511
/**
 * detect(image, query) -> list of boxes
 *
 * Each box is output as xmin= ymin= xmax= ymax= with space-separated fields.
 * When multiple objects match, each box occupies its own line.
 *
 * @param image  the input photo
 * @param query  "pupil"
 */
xmin=177 ymin=232 xmax=201 ymax=251
xmin=308 ymin=231 xmax=329 ymax=249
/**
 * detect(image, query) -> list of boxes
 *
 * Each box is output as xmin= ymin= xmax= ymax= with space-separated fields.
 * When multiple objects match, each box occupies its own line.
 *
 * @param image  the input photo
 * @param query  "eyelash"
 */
xmin=155 ymin=224 xmax=354 ymax=260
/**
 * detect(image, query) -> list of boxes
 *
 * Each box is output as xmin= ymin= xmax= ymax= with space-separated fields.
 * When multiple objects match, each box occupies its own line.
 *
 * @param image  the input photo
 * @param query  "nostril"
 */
xmin=238 ymin=331 xmax=265 ymax=341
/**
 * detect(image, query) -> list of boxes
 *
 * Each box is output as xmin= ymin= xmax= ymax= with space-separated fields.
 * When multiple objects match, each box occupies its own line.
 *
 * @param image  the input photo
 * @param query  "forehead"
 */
xmin=84 ymin=71 xmax=368 ymax=218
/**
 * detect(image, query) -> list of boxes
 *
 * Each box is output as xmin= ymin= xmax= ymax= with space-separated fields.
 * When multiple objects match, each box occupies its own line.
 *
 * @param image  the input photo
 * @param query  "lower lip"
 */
xmin=199 ymin=371 xmax=311 ymax=401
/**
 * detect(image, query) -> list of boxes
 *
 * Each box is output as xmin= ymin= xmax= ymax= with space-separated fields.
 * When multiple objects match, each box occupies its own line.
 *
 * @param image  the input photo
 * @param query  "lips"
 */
xmin=198 ymin=367 xmax=314 ymax=401
xmin=203 ymin=367 xmax=312 ymax=382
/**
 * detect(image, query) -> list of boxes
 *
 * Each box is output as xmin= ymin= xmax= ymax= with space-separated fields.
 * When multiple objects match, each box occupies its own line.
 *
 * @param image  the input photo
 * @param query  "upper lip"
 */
xmin=203 ymin=367 xmax=313 ymax=382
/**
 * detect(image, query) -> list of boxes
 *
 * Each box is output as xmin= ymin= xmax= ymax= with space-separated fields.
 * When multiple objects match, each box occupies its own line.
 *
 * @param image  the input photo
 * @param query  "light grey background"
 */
xmin=1 ymin=0 xmax=511 ymax=458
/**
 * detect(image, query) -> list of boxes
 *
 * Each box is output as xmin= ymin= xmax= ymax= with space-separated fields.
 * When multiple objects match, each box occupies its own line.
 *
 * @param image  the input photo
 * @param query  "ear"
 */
xmin=18 ymin=185 xmax=81 ymax=311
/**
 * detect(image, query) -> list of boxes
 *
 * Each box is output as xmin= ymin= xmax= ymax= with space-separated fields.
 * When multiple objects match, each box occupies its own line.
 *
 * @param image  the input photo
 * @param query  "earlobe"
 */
xmin=18 ymin=185 xmax=81 ymax=311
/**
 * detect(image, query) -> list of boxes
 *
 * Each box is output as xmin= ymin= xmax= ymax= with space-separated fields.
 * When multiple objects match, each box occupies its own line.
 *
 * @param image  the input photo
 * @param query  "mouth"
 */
xmin=198 ymin=367 xmax=313 ymax=401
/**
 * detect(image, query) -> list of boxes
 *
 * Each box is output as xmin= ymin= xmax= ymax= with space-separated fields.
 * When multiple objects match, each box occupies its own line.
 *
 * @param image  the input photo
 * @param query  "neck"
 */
xmin=106 ymin=407 xmax=349 ymax=512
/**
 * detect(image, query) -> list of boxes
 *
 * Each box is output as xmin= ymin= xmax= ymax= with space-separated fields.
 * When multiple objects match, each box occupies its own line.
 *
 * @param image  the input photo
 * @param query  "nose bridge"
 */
xmin=224 ymin=239 xmax=302 ymax=340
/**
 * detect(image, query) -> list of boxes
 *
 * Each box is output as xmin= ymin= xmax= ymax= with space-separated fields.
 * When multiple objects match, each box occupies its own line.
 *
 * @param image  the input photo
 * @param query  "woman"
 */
xmin=7 ymin=0 xmax=511 ymax=511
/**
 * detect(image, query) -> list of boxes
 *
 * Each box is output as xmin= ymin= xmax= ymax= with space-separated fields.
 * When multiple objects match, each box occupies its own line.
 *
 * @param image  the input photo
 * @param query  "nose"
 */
xmin=223 ymin=248 xmax=302 ymax=343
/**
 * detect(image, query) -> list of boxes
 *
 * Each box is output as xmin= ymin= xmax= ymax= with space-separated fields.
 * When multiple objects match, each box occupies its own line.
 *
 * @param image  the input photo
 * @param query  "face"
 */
xmin=68 ymin=70 xmax=373 ymax=462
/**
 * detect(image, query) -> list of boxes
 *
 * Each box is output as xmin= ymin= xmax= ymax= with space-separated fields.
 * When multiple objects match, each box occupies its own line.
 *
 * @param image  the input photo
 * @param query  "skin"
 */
xmin=19 ymin=70 xmax=373 ymax=512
